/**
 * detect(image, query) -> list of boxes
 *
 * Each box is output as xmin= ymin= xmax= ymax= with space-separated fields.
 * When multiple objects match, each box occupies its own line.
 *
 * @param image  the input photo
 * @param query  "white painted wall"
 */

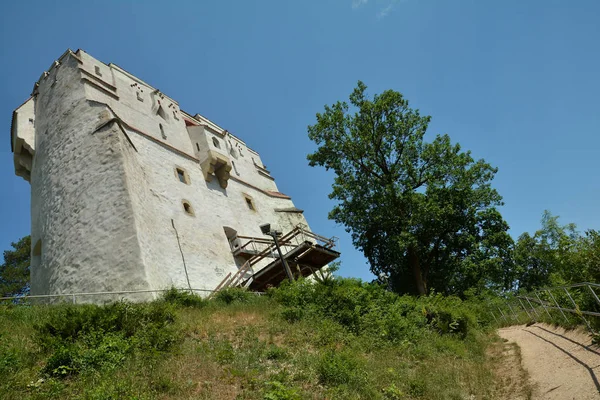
xmin=11 ymin=49 xmax=316 ymax=301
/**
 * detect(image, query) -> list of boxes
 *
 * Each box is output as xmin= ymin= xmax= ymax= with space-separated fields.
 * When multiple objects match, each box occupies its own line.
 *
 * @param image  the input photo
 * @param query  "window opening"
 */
xmin=157 ymin=105 xmax=167 ymax=121
xmin=196 ymin=143 xmax=200 ymax=151
xmin=245 ymin=196 xmax=255 ymax=211
xmin=160 ymin=123 xmax=167 ymax=139
xmin=223 ymin=227 xmax=240 ymax=251
xmin=95 ymin=66 xmax=102 ymax=76
xmin=175 ymin=167 xmax=190 ymax=184
xmin=182 ymin=200 xmax=194 ymax=216
xmin=177 ymin=168 xmax=185 ymax=183
xmin=212 ymin=137 xmax=221 ymax=149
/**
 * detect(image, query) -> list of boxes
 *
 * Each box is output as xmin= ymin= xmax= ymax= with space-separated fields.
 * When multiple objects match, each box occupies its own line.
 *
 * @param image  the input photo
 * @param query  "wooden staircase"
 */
xmin=210 ymin=224 xmax=340 ymax=295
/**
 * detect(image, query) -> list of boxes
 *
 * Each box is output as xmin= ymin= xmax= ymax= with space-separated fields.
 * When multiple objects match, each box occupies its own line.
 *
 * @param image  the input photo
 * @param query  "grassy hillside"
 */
xmin=0 ymin=280 xmax=522 ymax=400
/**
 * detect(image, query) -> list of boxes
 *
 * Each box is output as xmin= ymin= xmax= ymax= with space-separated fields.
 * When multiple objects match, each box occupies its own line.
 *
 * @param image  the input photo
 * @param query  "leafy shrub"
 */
xmin=213 ymin=287 xmax=254 ymax=304
xmin=271 ymin=278 xmax=480 ymax=344
xmin=35 ymin=301 xmax=178 ymax=377
xmin=265 ymin=344 xmax=288 ymax=360
xmin=0 ymin=338 xmax=19 ymax=376
xmin=263 ymin=380 xmax=302 ymax=400
xmin=382 ymin=383 xmax=405 ymax=400
xmin=316 ymin=350 xmax=363 ymax=386
xmin=162 ymin=287 xmax=207 ymax=308
xmin=280 ymin=306 xmax=304 ymax=323
xmin=407 ymin=378 xmax=427 ymax=397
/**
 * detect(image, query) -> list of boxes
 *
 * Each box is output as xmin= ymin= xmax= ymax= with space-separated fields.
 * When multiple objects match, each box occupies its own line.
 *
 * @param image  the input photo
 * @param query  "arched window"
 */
xmin=212 ymin=137 xmax=221 ymax=149
xmin=182 ymin=200 xmax=195 ymax=216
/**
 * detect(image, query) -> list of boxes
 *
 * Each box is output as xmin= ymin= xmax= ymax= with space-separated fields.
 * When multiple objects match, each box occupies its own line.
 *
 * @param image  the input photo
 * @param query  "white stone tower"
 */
xmin=11 ymin=49 xmax=338 ymax=302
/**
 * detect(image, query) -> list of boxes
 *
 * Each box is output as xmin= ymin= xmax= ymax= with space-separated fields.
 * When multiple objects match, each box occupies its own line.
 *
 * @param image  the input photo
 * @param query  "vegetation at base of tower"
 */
xmin=0 ymin=283 xmax=529 ymax=400
xmin=0 ymin=235 xmax=30 ymax=297
xmin=307 ymin=81 xmax=513 ymax=295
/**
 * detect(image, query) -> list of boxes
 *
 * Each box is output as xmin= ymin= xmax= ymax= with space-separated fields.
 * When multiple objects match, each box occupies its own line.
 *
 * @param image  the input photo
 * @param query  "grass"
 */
xmin=0 ymin=281 xmax=522 ymax=399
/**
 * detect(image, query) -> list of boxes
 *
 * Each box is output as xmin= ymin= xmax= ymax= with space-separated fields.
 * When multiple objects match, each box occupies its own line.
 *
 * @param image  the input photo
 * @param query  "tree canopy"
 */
xmin=514 ymin=211 xmax=600 ymax=291
xmin=0 ymin=235 xmax=31 ymax=297
xmin=307 ymin=82 xmax=513 ymax=295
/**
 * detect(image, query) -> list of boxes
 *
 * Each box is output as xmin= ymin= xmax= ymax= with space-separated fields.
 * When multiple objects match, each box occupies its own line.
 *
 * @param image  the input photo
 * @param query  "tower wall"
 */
xmin=12 ymin=50 xmax=317 ymax=301
xmin=29 ymin=54 xmax=150 ymax=299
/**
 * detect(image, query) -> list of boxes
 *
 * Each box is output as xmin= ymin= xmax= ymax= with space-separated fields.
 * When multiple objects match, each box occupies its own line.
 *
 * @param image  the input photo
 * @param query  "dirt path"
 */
xmin=498 ymin=323 xmax=600 ymax=400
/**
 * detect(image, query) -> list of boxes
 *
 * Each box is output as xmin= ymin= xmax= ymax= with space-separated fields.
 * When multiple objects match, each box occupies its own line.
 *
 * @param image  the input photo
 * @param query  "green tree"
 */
xmin=0 ymin=235 xmax=31 ymax=297
xmin=307 ymin=82 xmax=512 ymax=295
xmin=514 ymin=211 xmax=597 ymax=290
xmin=514 ymin=211 xmax=581 ymax=291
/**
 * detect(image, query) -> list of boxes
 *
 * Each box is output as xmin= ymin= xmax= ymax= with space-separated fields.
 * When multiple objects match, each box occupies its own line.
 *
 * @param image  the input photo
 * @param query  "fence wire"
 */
xmin=494 ymin=282 xmax=600 ymax=335
xmin=0 ymin=287 xmax=264 ymax=305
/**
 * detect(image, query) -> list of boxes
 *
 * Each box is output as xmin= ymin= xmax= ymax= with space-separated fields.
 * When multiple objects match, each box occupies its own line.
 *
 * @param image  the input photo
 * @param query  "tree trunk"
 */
xmin=408 ymin=245 xmax=427 ymax=295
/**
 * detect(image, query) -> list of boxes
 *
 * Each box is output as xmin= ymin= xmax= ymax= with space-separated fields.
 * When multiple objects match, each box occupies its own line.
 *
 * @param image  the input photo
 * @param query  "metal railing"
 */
xmin=0 ymin=287 xmax=264 ymax=305
xmin=231 ymin=224 xmax=338 ymax=258
xmin=493 ymin=282 xmax=600 ymax=335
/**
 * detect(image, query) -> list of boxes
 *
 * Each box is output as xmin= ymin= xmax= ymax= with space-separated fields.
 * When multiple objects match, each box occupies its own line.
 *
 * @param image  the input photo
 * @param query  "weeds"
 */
xmin=0 ymin=279 xmax=504 ymax=399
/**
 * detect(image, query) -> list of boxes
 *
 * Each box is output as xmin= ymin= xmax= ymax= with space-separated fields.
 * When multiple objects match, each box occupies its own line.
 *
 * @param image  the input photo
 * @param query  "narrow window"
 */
xmin=160 ymin=123 xmax=167 ymax=139
xmin=182 ymin=200 xmax=195 ymax=216
xmin=212 ymin=137 xmax=221 ymax=149
xmin=244 ymin=195 xmax=255 ymax=211
xmin=175 ymin=167 xmax=190 ymax=184
xmin=157 ymin=105 xmax=167 ymax=121
xmin=196 ymin=143 xmax=200 ymax=151
xmin=95 ymin=65 xmax=102 ymax=76
xmin=177 ymin=168 xmax=185 ymax=183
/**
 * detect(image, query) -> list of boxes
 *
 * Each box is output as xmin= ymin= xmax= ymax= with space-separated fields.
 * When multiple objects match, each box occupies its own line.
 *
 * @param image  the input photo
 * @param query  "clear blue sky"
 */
xmin=1 ymin=0 xmax=599 ymax=282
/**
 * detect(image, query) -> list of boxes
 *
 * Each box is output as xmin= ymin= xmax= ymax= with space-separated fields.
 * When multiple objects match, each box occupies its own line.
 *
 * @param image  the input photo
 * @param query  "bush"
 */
xmin=270 ymin=278 xmax=480 ymax=343
xmin=263 ymin=381 xmax=302 ymax=400
xmin=316 ymin=350 xmax=363 ymax=386
xmin=162 ymin=288 xmax=207 ymax=308
xmin=213 ymin=287 xmax=254 ymax=304
xmin=35 ymin=301 xmax=179 ymax=377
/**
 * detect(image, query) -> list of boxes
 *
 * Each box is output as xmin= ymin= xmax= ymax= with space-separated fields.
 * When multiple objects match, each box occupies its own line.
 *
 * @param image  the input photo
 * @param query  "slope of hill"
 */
xmin=0 ymin=281 xmax=525 ymax=399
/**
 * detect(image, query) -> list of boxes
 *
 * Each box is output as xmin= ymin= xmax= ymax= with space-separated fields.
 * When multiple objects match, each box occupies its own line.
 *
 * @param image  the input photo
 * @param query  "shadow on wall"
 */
xmin=205 ymin=175 xmax=228 ymax=196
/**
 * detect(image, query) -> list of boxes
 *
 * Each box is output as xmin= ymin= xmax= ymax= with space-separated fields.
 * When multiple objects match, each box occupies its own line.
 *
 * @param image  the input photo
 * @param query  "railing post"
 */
xmin=547 ymin=289 xmax=570 ymax=323
xmin=586 ymin=284 xmax=600 ymax=307
xmin=535 ymin=291 xmax=552 ymax=319
xmin=506 ymin=302 xmax=518 ymax=321
xmin=490 ymin=311 xmax=498 ymax=324
xmin=497 ymin=306 xmax=507 ymax=322
xmin=518 ymin=297 xmax=532 ymax=320
xmin=525 ymin=297 xmax=540 ymax=318
xmin=563 ymin=287 xmax=593 ymax=333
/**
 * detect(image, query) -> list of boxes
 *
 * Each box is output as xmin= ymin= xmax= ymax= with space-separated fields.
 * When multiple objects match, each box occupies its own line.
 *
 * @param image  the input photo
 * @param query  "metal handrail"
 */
xmin=495 ymin=281 xmax=600 ymax=335
xmin=0 ymin=287 xmax=265 ymax=304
